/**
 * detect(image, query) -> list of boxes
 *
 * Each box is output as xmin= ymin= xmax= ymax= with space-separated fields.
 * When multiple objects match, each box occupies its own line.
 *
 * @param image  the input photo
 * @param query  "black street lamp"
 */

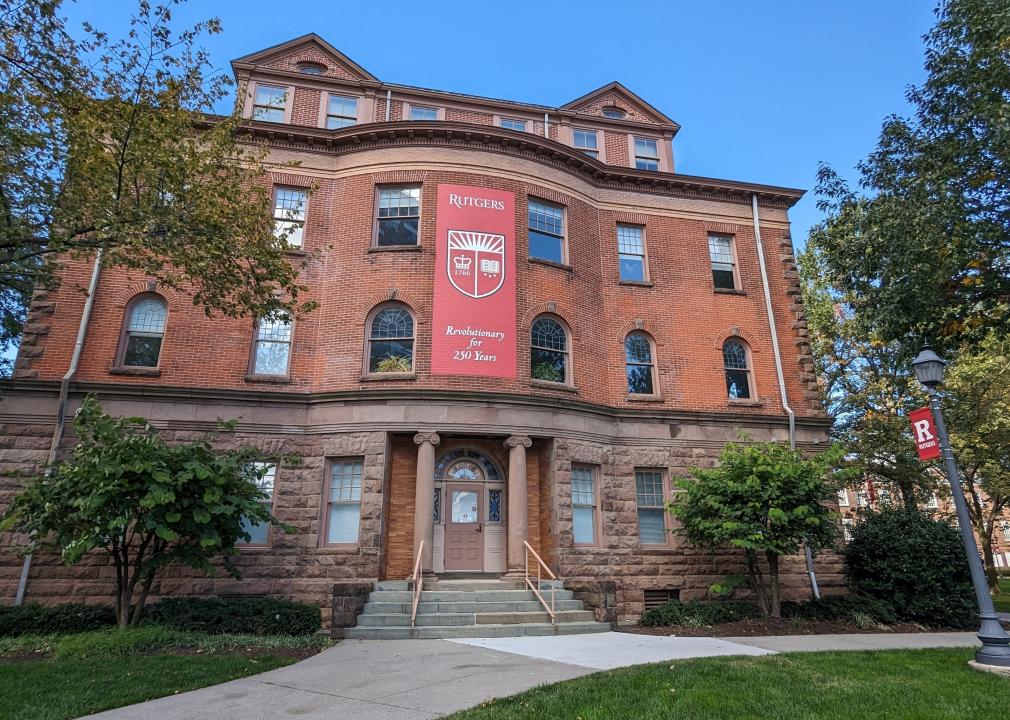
xmin=911 ymin=343 xmax=1010 ymax=668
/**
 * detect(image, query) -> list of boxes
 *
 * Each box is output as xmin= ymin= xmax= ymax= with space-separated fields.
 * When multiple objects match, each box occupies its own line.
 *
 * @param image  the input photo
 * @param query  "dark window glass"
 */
xmin=723 ymin=339 xmax=751 ymax=399
xmin=530 ymin=316 xmax=568 ymax=383
xmin=376 ymin=187 xmax=421 ymax=246
xmin=369 ymin=306 xmax=414 ymax=372
xmin=709 ymin=235 xmax=737 ymax=290
xmin=625 ymin=333 xmax=655 ymax=394
xmin=122 ymin=297 xmax=166 ymax=367
xmin=528 ymin=200 xmax=565 ymax=263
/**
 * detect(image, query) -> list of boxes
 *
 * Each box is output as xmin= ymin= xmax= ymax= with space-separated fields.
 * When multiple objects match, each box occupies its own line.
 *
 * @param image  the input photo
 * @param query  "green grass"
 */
xmin=995 ymin=577 xmax=1010 ymax=613
xmin=446 ymin=648 xmax=1009 ymax=720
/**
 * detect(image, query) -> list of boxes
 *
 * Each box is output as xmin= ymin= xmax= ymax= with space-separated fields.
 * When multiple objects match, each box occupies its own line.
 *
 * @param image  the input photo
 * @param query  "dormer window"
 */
xmin=252 ymin=85 xmax=287 ymax=123
xmin=602 ymin=106 xmax=626 ymax=119
xmin=297 ymin=63 xmax=325 ymax=75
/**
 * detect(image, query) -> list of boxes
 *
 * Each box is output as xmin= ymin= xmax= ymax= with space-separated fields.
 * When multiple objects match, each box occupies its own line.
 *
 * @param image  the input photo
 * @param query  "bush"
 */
xmin=781 ymin=595 xmax=897 ymax=626
xmin=640 ymin=600 xmax=760 ymax=627
xmin=842 ymin=508 xmax=977 ymax=629
xmin=0 ymin=603 xmax=116 ymax=637
xmin=142 ymin=597 xmax=321 ymax=636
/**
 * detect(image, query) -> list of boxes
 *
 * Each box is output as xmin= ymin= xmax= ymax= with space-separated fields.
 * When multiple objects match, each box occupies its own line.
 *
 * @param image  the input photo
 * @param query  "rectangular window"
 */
xmin=926 ymin=493 xmax=939 ymax=509
xmin=501 ymin=118 xmax=526 ymax=132
xmin=573 ymin=129 xmax=598 ymax=158
xmin=617 ymin=224 xmax=646 ymax=281
xmin=409 ymin=106 xmax=438 ymax=120
xmin=837 ymin=489 xmax=850 ymax=507
xmin=842 ymin=518 xmax=855 ymax=542
xmin=708 ymin=234 xmax=737 ymax=290
xmin=376 ymin=186 xmax=421 ymax=246
xmin=571 ymin=465 xmax=598 ymax=545
xmin=273 ymin=187 xmax=307 ymax=248
xmin=636 ymin=469 xmax=667 ymax=544
xmin=528 ymin=199 xmax=565 ymax=263
xmin=856 ymin=489 xmax=870 ymax=508
xmin=326 ymin=94 xmax=358 ymax=129
xmin=327 ymin=459 xmax=363 ymax=544
xmin=1002 ymin=522 xmax=1010 ymax=543
xmin=253 ymin=312 xmax=292 ymax=375
xmin=240 ymin=463 xmax=275 ymax=545
xmin=634 ymin=137 xmax=660 ymax=171
xmin=252 ymin=85 xmax=287 ymax=123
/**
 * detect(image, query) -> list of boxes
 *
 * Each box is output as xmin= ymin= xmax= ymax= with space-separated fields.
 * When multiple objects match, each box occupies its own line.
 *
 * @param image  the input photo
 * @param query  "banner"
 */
xmin=431 ymin=184 xmax=516 ymax=377
xmin=909 ymin=407 xmax=942 ymax=461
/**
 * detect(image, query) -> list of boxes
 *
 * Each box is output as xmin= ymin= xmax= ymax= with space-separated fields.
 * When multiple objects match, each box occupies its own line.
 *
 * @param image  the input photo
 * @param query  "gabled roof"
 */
xmin=231 ymin=33 xmax=378 ymax=82
xmin=561 ymin=81 xmax=678 ymax=128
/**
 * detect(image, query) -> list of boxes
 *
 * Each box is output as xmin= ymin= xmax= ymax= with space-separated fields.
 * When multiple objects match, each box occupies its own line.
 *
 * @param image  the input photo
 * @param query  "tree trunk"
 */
xmin=130 ymin=572 xmax=157 ymax=626
xmin=766 ymin=551 xmax=781 ymax=619
xmin=980 ymin=533 xmax=999 ymax=592
xmin=745 ymin=550 xmax=772 ymax=616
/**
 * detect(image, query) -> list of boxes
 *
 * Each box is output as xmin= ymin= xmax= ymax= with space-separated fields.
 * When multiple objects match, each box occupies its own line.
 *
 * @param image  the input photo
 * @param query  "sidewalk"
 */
xmin=81 ymin=631 xmax=980 ymax=720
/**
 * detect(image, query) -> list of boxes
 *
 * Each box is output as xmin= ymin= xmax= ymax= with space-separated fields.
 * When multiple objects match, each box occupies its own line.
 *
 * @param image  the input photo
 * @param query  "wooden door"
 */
xmin=444 ymin=483 xmax=483 ymax=571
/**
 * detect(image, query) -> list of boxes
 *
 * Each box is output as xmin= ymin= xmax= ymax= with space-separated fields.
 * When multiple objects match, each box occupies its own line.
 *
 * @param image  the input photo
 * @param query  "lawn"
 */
xmin=996 ymin=577 xmax=1010 ymax=613
xmin=0 ymin=627 xmax=331 ymax=720
xmin=445 ymin=648 xmax=1009 ymax=720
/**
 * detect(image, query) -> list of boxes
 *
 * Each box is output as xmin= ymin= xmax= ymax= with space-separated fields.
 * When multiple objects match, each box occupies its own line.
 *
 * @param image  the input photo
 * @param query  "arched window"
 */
xmin=368 ymin=305 xmax=414 ymax=373
xmin=723 ymin=338 xmax=752 ymax=399
xmin=625 ymin=332 xmax=656 ymax=395
xmin=119 ymin=295 xmax=167 ymax=367
xmin=602 ymin=106 xmax=626 ymax=120
xmin=530 ymin=315 xmax=569 ymax=384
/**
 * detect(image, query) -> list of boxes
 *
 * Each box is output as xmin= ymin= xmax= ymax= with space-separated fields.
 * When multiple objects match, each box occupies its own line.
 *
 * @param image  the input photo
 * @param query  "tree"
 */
xmin=0 ymin=396 xmax=290 ymax=627
xmin=670 ymin=442 xmax=840 ymax=618
xmin=944 ymin=333 xmax=1010 ymax=592
xmin=0 ymin=0 xmax=313 ymax=369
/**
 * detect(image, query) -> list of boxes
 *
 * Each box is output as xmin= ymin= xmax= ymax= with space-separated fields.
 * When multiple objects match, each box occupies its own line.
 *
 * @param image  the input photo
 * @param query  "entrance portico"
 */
xmin=410 ymin=433 xmax=532 ymax=576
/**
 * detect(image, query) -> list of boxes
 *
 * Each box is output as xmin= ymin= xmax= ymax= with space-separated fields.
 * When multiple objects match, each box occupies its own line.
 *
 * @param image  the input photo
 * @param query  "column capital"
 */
xmin=414 ymin=432 xmax=441 ymax=447
xmin=504 ymin=435 xmax=532 ymax=449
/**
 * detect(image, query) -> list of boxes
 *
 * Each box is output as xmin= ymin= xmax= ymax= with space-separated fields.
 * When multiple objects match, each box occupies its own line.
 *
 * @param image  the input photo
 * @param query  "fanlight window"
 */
xmin=368 ymin=306 xmax=414 ymax=373
xmin=434 ymin=450 xmax=502 ymax=482
xmin=122 ymin=296 xmax=167 ymax=367
xmin=530 ymin=315 xmax=569 ymax=383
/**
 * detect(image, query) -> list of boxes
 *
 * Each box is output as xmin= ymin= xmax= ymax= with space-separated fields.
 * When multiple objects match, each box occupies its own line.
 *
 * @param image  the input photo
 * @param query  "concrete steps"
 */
xmin=344 ymin=577 xmax=610 ymax=640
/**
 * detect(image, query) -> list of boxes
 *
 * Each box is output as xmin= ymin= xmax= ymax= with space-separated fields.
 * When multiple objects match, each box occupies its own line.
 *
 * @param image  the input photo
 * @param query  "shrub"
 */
xmin=143 ymin=597 xmax=321 ymax=636
xmin=781 ymin=595 xmax=897 ymax=625
xmin=842 ymin=508 xmax=977 ymax=629
xmin=640 ymin=600 xmax=760 ymax=627
xmin=0 ymin=603 xmax=116 ymax=637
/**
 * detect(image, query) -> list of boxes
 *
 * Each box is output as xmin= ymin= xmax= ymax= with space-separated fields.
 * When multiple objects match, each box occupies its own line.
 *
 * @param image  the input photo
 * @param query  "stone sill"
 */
xmin=626 ymin=394 xmax=663 ymax=403
xmin=367 ymin=245 xmax=423 ymax=254
xmin=529 ymin=257 xmax=572 ymax=272
xmin=728 ymin=399 xmax=764 ymax=408
xmin=714 ymin=287 xmax=746 ymax=296
xmin=244 ymin=374 xmax=293 ymax=385
xmin=530 ymin=379 xmax=578 ymax=393
xmin=109 ymin=366 xmax=161 ymax=377
xmin=284 ymin=248 xmax=307 ymax=257
xmin=360 ymin=372 xmax=417 ymax=382
xmin=619 ymin=280 xmax=653 ymax=288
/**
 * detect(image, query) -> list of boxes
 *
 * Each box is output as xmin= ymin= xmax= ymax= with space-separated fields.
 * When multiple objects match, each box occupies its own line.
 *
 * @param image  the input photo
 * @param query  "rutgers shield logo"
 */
xmin=447 ymin=230 xmax=506 ymax=299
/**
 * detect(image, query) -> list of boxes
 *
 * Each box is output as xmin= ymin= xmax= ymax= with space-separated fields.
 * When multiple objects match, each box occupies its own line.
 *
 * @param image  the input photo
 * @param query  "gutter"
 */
xmin=15 ymin=250 xmax=103 ymax=605
xmin=750 ymin=194 xmax=820 ymax=599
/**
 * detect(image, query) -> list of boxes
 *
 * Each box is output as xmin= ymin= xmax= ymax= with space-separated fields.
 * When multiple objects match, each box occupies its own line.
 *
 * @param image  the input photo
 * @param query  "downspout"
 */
xmin=385 ymin=90 xmax=391 ymax=122
xmin=15 ymin=249 xmax=104 ymax=605
xmin=750 ymin=194 xmax=820 ymax=599
xmin=543 ymin=113 xmax=549 ymax=138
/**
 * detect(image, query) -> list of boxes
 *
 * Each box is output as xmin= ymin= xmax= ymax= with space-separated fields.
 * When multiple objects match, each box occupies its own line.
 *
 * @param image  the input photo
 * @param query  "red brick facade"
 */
xmin=1 ymin=34 xmax=839 ymax=625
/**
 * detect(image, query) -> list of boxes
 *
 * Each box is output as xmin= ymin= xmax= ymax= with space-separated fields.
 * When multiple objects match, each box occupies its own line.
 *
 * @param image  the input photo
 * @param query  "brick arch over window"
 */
xmin=521 ymin=301 xmax=576 ymax=338
xmin=615 ymin=319 xmax=661 ymax=345
xmin=624 ymin=330 xmax=658 ymax=396
xmin=111 ymin=281 xmax=180 ymax=309
xmin=364 ymin=301 xmax=416 ymax=374
xmin=710 ymin=326 xmax=761 ymax=351
xmin=116 ymin=292 xmax=168 ymax=368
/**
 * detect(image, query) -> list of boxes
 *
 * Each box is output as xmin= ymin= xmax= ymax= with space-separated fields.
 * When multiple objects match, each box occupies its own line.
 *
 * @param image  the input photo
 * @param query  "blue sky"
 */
xmin=62 ymin=0 xmax=937 ymax=247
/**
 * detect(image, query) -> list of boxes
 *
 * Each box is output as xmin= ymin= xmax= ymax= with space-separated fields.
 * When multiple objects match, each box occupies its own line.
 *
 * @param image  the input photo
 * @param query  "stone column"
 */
xmin=413 ymin=432 xmax=440 ymax=574
xmin=505 ymin=435 xmax=532 ymax=576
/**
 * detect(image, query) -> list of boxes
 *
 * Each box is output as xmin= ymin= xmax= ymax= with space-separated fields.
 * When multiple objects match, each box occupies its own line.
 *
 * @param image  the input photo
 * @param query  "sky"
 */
xmin=60 ymin=0 xmax=938 ymax=249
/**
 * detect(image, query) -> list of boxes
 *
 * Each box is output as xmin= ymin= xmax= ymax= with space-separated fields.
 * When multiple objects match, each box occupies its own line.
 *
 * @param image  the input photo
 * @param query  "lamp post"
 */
xmin=911 ymin=343 xmax=1010 ymax=668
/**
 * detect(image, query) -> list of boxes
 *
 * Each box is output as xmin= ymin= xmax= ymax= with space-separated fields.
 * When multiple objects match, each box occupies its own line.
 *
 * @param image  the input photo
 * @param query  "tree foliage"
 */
xmin=670 ymin=442 xmax=840 ymax=618
xmin=0 ymin=0 xmax=312 ymax=369
xmin=0 ymin=396 xmax=290 ymax=627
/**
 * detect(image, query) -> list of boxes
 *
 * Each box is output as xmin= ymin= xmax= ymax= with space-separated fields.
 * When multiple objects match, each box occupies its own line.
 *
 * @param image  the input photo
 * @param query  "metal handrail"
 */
xmin=523 ymin=540 xmax=556 ymax=623
xmin=410 ymin=541 xmax=424 ymax=628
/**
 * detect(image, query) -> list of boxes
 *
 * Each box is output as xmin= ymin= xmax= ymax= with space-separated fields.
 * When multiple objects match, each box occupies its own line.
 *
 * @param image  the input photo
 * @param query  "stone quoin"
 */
xmin=0 ymin=33 xmax=840 ymax=630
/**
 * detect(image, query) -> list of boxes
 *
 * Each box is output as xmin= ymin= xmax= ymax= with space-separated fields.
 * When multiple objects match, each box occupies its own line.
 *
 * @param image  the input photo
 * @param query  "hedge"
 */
xmin=0 ymin=603 xmax=116 ymax=637
xmin=640 ymin=600 xmax=760 ymax=627
xmin=781 ymin=595 xmax=897 ymax=625
xmin=142 ymin=597 xmax=321 ymax=636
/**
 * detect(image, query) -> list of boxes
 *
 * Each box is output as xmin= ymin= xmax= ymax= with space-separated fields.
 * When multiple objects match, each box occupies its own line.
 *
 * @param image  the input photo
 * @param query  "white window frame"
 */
xmin=571 ymin=465 xmax=599 ymax=546
xmin=617 ymin=224 xmax=648 ymax=282
xmin=573 ymin=128 xmax=599 ymax=159
xmin=239 ymin=462 xmax=276 ymax=547
xmin=251 ymin=312 xmax=293 ymax=376
xmin=500 ymin=117 xmax=527 ymax=132
xmin=273 ymin=186 xmax=308 ymax=248
xmin=636 ymin=468 xmax=669 ymax=546
xmin=325 ymin=94 xmax=358 ymax=129
xmin=633 ymin=137 xmax=660 ymax=171
xmin=250 ymin=84 xmax=290 ymax=123
xmin=527 ymin=198 xmax=567 ymax=264
xmin=708 ymin=234 xmax=739 ymax=291
xmin=325 ymin=458 xmax=363 ymax=546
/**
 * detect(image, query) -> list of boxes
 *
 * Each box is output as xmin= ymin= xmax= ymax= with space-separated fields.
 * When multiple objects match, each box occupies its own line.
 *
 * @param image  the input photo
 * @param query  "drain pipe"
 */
xmin=384 ymin=90 xmax=391 ymax=122
xmin=750 ymin=194 xmax=819 ymax=599
xmin=543 ymin=113 xmax=549 ymax=138
xmin=15 ymin=250 xmax=104 ymax=605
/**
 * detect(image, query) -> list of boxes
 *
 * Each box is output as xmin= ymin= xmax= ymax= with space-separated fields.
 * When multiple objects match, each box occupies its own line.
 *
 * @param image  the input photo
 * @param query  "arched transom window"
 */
xmin=368 ymin=305 xmax=414 ymax=373
xmin=625 ymin=332 xmax=656 ymax=395
xmin=530 ymin=315 xmax=569 ymax=384
xmin=120 ymin=296 xmax=167 ymax=367
xmin=723 ymin=338 xmax=752 ymax=400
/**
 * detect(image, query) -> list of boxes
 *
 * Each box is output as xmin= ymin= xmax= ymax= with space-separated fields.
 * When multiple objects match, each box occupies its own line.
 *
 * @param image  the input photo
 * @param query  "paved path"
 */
xmin=82 ymin=631 xmax=980 ymax=720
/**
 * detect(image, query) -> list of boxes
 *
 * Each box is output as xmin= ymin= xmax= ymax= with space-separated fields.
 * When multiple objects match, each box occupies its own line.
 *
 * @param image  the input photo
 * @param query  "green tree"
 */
xmin=0 ymin=396 xmax=290 ymax=627
xmin=670 ymin=442 xmax=840 ymax=618
xmin=0 ymin=0 xmax=312 ymax=370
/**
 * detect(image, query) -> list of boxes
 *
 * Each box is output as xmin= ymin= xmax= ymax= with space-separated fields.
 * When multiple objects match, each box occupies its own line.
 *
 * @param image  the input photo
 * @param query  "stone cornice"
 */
xmin=204 ymin=117 xmax=804 ymax=209
xmin=0 ymin=380 xmax=832 ymax=431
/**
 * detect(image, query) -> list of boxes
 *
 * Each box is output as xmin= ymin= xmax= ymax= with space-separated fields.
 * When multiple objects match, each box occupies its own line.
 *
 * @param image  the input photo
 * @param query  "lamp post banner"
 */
xmin=909 ymin=407 xmax=942 ymax=460
xmin=432 ymin=184 xmax=516 ymax=377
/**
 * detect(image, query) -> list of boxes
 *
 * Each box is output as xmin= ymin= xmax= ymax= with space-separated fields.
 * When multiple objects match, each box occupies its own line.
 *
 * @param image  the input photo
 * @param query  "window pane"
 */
xmin=635 ymin=158 xmax=659 ymax=171
xmin=451 ymin=490 xmax=479 ymax=523
xmin=377 ymin=218 xmax=419 ymax=246
xmin=726 ymin=369 xmax=751 ymax=399
xmin=723 ymin=340 xmax=748 ymax=369
xmin=240 ymin=511 xmax=270 ymax=545
xmin=531 ymin=317 xmax=566 ymax=351
xmin=274 ymin=188 xmax=307 ymax=220
xmin=529 ymin=231 xmax=563 ymax=262
xmin=501 ymin=118 xmax=526 ymax=131
xmin=328 ymin=504 xmax=360 ymax=543
xmin=624 ymin=335 xmax=652 ymax=364
xmin=638 ymin=509 xmax=666 ymax=544
xmin=273 ymin=220 xmax=304 ymax=247
xmin=636 ymin=471 xmax=664 ymax=507
xmin=572 ymin=467 xmax=595 ymax=505
xmin=529 ymin=201 xmax=563 ymax=235
xmin=619 ymin=255 xmax=645 ymax=281
xmin=378 ymin=187 xmax=421 ymax=215
xmin=573 ymin=129 xmax=597 ymax=150
xmin=488 ymin=489 xmax=502 ymax=522
xmin=371 ymin=308 xmax=414 ymax=339
xmin=713 ymin=268 xmax=736 ymax=289
xmin=627 ymin=364 xmax=654 ymax=394
xmin=328 ymin=95 xmax=357 ymax=119
xmin=255 ymin=85 xmax=286 ymax=107
xmin=635 ymin=138 xmax=659 ymax=158
xmin=254 ymin=341 xmax=290 ymax=375
xmin=531 ymin=348 xmax=566 ymax=382
xmin=124 ymin=335 xmax=162 ymax=367
xmin=128 ymin=299 xmax=167 ymax=333
xmin=410 ymin=106 xmax=437 ymax=120
xmin=574 ymin=506 xmax=595 ymax=544
xmin=617 ymin=225 xmax=643 ymax=255
xmin=369 ymin=340 xmax=414 ymax=372
xmin=331 ymin=460 xmax=363 ymax=501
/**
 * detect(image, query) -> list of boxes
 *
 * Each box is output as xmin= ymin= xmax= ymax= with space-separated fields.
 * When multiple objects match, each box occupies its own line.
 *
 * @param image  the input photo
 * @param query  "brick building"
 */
xmin=1 ymin=34 xmax=840 ymax=630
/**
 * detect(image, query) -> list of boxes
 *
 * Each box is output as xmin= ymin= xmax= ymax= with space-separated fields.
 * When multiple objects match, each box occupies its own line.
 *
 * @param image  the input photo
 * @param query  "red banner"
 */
xmin=431 ymin=184 xmax=516 ymax=377
xmin=909 ymin=407 xmax=942 ymax=460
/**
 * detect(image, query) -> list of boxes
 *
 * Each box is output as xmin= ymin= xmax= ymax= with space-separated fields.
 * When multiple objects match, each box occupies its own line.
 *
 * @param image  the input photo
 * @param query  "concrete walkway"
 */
xmin=82 ymin=631 xmax=980 ymax=720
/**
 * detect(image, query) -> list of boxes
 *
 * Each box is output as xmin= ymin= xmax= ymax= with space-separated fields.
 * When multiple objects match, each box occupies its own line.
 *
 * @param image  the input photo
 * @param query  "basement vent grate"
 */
xmin=643 ymin=589 xmax=680 ymax=609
